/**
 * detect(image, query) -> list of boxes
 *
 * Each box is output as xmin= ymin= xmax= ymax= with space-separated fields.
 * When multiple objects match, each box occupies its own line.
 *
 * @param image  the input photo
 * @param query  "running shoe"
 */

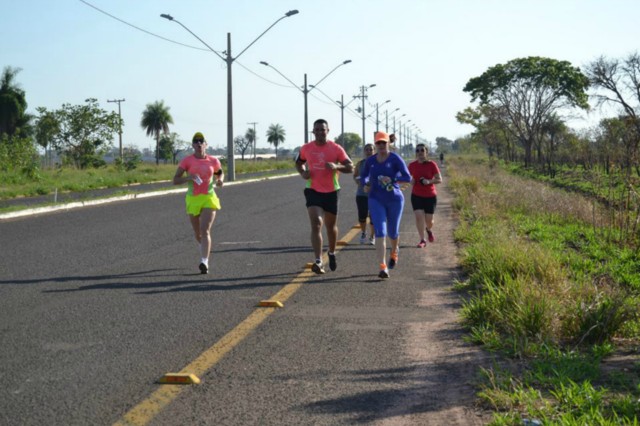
xmin=369 ymin=236 xmax=376 ymax=245
xmin=378 ymin=264 xmax=390 ymax=279
xmin=417 ymin=239 xmax=427 ymax=248
xmin=359 ymin=232 xmax=367 ymax=245
xmin=311 ymin=260 xmax=326 ymax=274
xmin=427 ymin=230 xmax=435 ymax=243
xmin=388 ymin=250 xmax=398 ymax=270
xmin=199 ymin=262 xmax=208 ymax=274
xmin=328 ymin=253 xmax=337 ymax=271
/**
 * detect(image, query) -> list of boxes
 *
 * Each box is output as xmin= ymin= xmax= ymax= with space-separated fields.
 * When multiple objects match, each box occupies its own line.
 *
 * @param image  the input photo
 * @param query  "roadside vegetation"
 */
xmin=0 ymin=159 xmax=295 ymax=201
xmin=449 ymin=155 xmax=640 ymax=425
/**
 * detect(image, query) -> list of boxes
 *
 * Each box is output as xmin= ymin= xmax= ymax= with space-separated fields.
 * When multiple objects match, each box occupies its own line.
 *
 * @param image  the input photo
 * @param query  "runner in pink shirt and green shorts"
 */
xmin=173 ymin=132 xmax=223 ymax=274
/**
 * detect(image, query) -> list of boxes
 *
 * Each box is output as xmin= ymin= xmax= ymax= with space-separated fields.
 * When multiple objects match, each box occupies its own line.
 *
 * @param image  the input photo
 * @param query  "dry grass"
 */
xmin=451 ymin=157 xmax=608 ymax=227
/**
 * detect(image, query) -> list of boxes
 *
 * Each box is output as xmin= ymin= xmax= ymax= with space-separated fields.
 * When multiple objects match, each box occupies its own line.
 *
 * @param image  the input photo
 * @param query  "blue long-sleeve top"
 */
xmin=360 ymin=152 xmax=411 ymax=203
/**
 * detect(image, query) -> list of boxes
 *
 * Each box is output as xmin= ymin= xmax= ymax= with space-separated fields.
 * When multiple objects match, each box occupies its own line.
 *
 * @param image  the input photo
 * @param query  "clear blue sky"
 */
xmin=3 ymin=0 xmax=639 ymax=152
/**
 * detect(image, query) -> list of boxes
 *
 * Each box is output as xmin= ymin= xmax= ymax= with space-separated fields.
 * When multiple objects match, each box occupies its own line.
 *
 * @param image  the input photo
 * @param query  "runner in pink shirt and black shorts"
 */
xmin=295 ymin=119 xmax=353 ymax=274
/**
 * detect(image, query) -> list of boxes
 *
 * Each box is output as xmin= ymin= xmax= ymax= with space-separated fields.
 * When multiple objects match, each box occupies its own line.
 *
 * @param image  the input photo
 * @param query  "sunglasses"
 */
xmin=193 ymin=139 xmax=205 ymax=144
xmin=375 ymin=141 xmax=388 ymax=145
xmin=416 ymin=149 xmax=426 ymax=153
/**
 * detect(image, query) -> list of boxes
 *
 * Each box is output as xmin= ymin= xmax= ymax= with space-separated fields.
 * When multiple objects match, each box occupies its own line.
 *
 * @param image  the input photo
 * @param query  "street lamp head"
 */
xmin=260 ymin=61 xmax=269 ymax=66
xmin=369 ymin=84 xmax=376 ymax=88
xmin=343 ymin=59 xmax=352 ymax=65
xmin=384 ymin=99 xmax=390 ymax=104
xmin=285 ymin=10 xmax=299 ymax=17
xmin=160 ymin=13 xmax=174 ymax=21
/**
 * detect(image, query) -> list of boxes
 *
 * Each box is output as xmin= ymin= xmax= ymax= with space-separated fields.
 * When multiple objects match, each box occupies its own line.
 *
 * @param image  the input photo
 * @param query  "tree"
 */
xmin=463 ymin=56 xmax=590 ymax=167
xmin=140 ymin=100 xmax=173 ymax=165
xmin=586 ymin=52 xmax=640 ymax=175
xmin=43 ymin=98 xmax=120 ymax=169
xmin=334 ymin=132 xmax=361 ymax=157
xmin=596 ymin=116 xmax=640 ymax=176
xmin=158 ymin=132 xmax=189 ymax=165
xmin=539 ymin=113 xmax=569 ymax=177
xmin=45 ymin=98 xmax=120 ymax=169
xmin=0 ymin=133 xmax=38 ymax=175
xmin=245 ymin=127 xmax=257 ymax=159
xmin=435 ymin=137 xmax=454 ymax=155
xmin=458 ymin=105 xmax=521 ymax=161
xmin=266 ymin=123 xmax=286 ymax=158
xmin=0 ymin=66 xmax=29 ymax=136
xmin=34 ymin=107 xmax=60 ymax=168
xmin=234 ymin=135 xmax=252 ymax=160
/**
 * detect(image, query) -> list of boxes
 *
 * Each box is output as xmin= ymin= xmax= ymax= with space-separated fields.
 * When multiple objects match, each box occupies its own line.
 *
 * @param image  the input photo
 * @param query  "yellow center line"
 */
xmin=114 ymin=225 xmax=361 ymax=426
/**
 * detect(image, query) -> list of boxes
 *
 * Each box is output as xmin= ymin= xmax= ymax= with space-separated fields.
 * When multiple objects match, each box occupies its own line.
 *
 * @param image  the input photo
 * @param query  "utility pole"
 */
xmin=107 ymin=98 xmax=125 ymax=159
xmin=247 ymin=121 xmax=258 ymax=160
xmin=353 ymin=84 xmax=375 ymax=149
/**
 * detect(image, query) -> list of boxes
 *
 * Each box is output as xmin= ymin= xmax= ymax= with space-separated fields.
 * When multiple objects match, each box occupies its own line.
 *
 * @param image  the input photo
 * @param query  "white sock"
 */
xmin=201 ymin=258 xmax=208 ymax=265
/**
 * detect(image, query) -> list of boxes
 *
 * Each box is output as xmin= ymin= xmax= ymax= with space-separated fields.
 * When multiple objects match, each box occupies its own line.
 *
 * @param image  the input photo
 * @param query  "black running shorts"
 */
xmin=411 ymin=194 xmax=437 ymax=214
xmin=304 ymin=188 xmax=339 ymax=215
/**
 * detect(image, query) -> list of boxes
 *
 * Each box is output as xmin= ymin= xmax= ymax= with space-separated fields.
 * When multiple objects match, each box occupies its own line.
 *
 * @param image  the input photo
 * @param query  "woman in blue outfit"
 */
xmin=361 ymin=131 xmax=412 ymax=279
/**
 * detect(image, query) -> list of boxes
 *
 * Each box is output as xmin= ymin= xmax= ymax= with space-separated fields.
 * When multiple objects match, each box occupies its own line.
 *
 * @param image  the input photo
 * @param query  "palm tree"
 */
xmin=245 ymin=127 xmax=256 ymax=159
xmin=0 ymin=66 xmax=28 ymax=136
xmin=266 ymin=123 xmax=286 ymax=158
xmin=140 ymin=100 xmax=173 ymax=165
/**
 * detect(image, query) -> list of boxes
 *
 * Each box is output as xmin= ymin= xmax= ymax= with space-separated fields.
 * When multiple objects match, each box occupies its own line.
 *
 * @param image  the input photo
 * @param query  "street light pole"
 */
xmin=247 ymin=121 xmax=258 ymax=160
xmin=304 ymin=73 xmax=309 ymax=143
xmin=386 ymin=107 xmax=399 ymax=133
xmin=260 ymin=59 xmax=351 ymax=143
xmin=161 ymin=10 xmax=298 ymax=181
xmin=107 ymin=98 xmax=125 ymax=159
xmin=375 ymin=99 xmax=390 ymax=132
xmin=335 ymin=94 xmax=357 ymax=148
xmin=353 ymin=84 xmax=375 ymax=148
xmin=340 ymin=94 xmax=344 ymax=146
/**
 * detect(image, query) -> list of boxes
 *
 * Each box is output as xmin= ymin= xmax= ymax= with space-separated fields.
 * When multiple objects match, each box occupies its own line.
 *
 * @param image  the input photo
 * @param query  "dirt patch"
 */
xmin=373 ymin=172 xmax=495 ymax=425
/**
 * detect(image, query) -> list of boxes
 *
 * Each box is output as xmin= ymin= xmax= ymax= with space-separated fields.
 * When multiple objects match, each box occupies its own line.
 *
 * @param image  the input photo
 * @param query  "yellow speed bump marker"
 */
xmin=257 ymin=300 xmax=284 ymax=308
xmin=351 ymin=224 xmax=360 ymax=229
xmin=158 ymin=373 xmax=201 ymax=385
xmin=336 ymin=240 xmax=348 ymax=246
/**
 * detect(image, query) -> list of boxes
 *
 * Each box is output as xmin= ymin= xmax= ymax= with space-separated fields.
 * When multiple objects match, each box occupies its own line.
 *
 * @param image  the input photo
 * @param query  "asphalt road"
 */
xmin=0 ymin=173 xmax=475 ymax=425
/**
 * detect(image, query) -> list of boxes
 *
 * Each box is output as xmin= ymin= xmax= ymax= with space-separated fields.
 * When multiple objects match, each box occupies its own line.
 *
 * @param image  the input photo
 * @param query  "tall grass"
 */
xmin=449 ymin=155 xmax=640 ymax=424
xmin=509 ymin=163 xmax=640 ymax=249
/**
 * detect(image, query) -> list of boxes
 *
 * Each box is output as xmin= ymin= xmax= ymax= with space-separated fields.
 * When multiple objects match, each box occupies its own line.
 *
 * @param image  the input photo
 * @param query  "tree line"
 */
xmin=455 ymin=53 xmax=640 ymax=181
xmin=4 ymin=52 xmax=638 ymax=175
xmin=0 ymin=69 xmax=295 ymax=172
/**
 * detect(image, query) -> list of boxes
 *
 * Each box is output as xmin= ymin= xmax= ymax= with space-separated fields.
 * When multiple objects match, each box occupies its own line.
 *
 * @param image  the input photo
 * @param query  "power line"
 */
xmin=79 ymin=0 xmax=294 ymax=89
xmin=79 ymin=0 xmax=215 ymax=52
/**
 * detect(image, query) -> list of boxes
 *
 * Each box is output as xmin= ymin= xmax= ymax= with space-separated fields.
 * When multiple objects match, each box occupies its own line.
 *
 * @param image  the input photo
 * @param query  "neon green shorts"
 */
xmin=185 ymin=194 xmax=221 ymax=216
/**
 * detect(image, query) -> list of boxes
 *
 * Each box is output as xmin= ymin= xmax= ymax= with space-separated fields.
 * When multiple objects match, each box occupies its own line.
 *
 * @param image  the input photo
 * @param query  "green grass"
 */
xmin=449 ymin=155 xmax=640 ymax=424
xmin=0 ymin=159 xmax=295 ymax=200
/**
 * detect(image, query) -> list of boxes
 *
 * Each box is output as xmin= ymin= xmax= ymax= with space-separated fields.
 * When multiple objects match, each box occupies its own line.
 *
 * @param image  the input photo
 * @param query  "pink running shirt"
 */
xmin=298 ymin=141 xmax=350 ymax=193
xmin=178 ymin=154 xmax=222 ymax=196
